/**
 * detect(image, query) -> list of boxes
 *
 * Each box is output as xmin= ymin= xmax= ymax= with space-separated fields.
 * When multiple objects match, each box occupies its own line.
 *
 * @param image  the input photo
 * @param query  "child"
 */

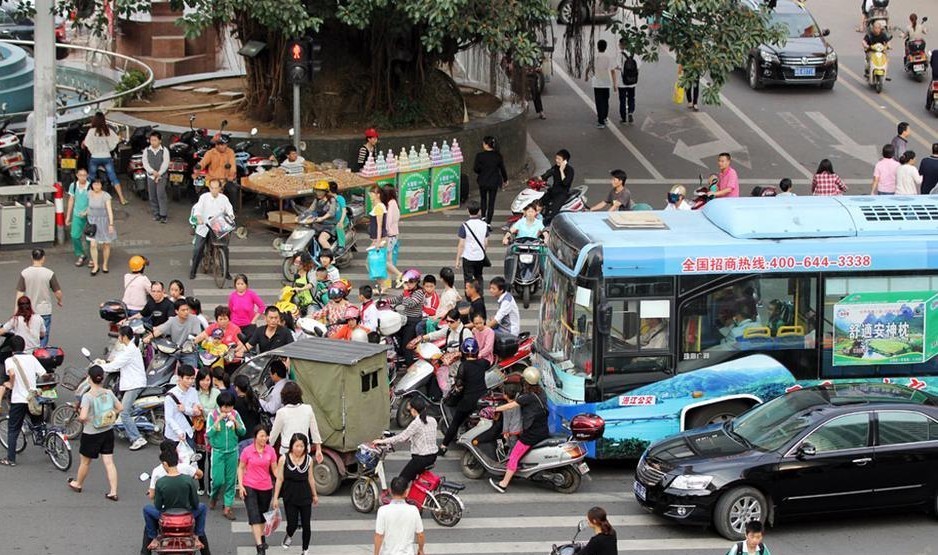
xmin=313 ymin=267 xmax=330 ymax=306
xmin=359 ymin=285 xmax=378 ymax=331
xmin=317 ymin=249 xmax=341 ymax=283
xmin=206 ymin=391 xmax=245 ymax=520
xmin=777 ymin=178 xmax=795 ymax=197
xmin=500 ymin=385 xmax=522 ymax=454
xmin=290 ymin=253 xmax=316 ymax=316
xmin=726 ymin=520 xmax=770 ymax=555
xmin=211 ymin=367 xmax=234 ymax=396
xmin=419 ymin=274 xmax=441 ymax=334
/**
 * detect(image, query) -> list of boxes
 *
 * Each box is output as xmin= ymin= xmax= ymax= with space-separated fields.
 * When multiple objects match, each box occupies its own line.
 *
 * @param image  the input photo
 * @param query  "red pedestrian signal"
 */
xmin=287 ymin=39 xmax=309 ymax=85
xmin=291 ymin=43 xmax=303 ymax=61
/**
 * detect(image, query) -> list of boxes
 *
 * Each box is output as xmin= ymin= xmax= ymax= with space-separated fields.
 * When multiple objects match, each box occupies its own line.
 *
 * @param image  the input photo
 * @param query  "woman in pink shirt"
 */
xmin=471 ymin=312 xmax=496 ymax=364
xmin=228 ymin=274 xmax=265 ymax=335
xmin=380 ymin=186 xmax=403 ymax=283
xmin=237 ymin=426 xmax=277 ymax=553
xmin=121 ymin=257 xmax=152 ymax=315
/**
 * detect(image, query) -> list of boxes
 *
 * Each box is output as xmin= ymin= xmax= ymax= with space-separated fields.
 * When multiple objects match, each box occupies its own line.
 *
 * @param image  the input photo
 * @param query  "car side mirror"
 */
xmin=821 ymin=28 xmax=830 ymax=37
xmin=797 ymin=442 xmax=816 ymax=459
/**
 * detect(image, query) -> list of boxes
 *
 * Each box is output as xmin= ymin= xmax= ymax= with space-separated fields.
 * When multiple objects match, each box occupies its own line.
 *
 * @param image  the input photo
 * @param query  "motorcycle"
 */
xmin=457 ymin=410 xmax=604 ymax=494
xmin=351 ymin=440 xmax=465 ymax=527
xmin=866 ymin=42 xmax=889 ymax=93
xmin=904 ymin=33 xmax=928 ymax=82
xmin=167 ymin=115 xmax=211 ymax=201
xmin=58 ymin=120 xmax=86 ymax=185
xmin=504 ymin=177 xmax=588 ymax=231
xmin=126 ymin=124 xmax=157 ymax=199
xmin=691 ymin=174 xmax=719 ymax=210
xmin=0 ymin=104 xmax=26 ymax=185
xmin=927 ymin=80 xmax=938 ymax=115
xmin=550 ymin=521 xmax=592 ymax=555
xmin=505 ymin=236 xmax=545 ymax=309
xmin=278 ymin=206 xmax=359 ymax=278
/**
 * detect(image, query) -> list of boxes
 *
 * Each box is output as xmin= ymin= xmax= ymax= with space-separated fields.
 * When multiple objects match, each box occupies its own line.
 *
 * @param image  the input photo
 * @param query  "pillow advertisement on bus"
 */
xmin=832 ymin=291 xmax=938 ymax=366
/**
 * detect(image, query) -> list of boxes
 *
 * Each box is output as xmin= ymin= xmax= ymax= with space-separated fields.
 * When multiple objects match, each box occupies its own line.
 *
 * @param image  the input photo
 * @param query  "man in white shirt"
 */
xmin=258 ymin=360 xmax=290 ymax=415
xmin=188 ymin=179 xmax=234 ymax=280
xmin=99 ymin=326 xmax=148 ymax=450
xmin=374 ymin=476 xmax=425 ymax=555
xmin=142 ymin=131 xmax=170 ymax=224
xmin=163 ymin=365 xmax=202 ymax=450
xmin=147 ymin=440 xmax=201 ymax=499
xmin=1 ymin=336 xmax=45 ymax=466
xmin=276 ymin=145 xmax=306 ymax=175
xmin=487 ymin=277 xmax=521 ymax=338
xmin=456 ymin=200 xmax=489 ymax=286
xmin=16 ymin=247 xmax=63 ymax=347
xmin=588 ymin=39 xmax=616 ymax=129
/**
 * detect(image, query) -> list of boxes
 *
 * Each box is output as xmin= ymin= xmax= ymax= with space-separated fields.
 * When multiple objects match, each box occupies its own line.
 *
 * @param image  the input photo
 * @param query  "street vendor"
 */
xmin=272 ymin=145 xmax=306 ymax=175
xmin=353 ymin=128 xmax=379 ymax=172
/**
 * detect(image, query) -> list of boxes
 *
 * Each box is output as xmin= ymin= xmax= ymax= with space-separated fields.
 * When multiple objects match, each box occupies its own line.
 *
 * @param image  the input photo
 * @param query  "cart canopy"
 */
xmin=276 ymin=337 xmax=389 ymax=452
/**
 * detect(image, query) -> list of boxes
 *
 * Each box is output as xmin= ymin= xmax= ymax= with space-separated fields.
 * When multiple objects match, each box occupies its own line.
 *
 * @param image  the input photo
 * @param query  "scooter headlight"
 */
xmin=519 ymin=254 xmax=535 ymax=264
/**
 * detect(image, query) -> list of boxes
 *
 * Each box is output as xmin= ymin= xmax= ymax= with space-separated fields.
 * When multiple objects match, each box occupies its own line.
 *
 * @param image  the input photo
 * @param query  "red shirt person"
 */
xmin=713 ymin=153 xmax=739 ymax=198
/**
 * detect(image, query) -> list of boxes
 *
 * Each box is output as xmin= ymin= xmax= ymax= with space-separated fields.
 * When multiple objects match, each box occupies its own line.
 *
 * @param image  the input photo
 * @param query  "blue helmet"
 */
xmin=460 ymin=337 xmax=479 ymax=356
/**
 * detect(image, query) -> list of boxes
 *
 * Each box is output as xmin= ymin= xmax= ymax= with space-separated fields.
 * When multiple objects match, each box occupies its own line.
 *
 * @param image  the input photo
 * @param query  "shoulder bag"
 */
xmin=11 ymin=357 xmax=43 ymax=416
xmin=463 ymin=222 xmax=491 ymax=267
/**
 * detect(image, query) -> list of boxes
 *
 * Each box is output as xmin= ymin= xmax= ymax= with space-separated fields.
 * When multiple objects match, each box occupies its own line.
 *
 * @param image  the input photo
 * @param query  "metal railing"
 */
xmin=0 ymin=38 xmax=154 ymax=118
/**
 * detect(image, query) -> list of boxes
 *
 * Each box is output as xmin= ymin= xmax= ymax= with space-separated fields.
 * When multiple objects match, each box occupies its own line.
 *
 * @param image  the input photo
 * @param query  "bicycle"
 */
xmin=198 ymin=214 xmax=233 ymax=289
xmin=0 ymin=397 xmax=73 ymax=471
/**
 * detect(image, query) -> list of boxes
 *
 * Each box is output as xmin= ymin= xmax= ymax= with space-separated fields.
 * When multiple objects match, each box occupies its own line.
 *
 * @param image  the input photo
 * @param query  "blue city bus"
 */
xmin=537 ymin=196 xmax=938 ymax=459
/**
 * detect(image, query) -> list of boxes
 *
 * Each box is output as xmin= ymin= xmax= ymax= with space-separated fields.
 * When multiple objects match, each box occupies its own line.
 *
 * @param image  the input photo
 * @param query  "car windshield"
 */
xmin=771 ymin=12 xmax=821 ymax=38
xmin=538 ymin=262 xmax=593 ymax=376
xmin=731 ymin=389 xmax=828 ymax=451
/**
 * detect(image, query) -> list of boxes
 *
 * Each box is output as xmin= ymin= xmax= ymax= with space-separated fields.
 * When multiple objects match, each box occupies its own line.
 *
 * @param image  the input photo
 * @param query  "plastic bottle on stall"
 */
xmin=361 ymin=153 xmax=377 ymax=177
xmin=418 ymin=144 xmax=430 ymax=169
xmin=451 ymin=139 xmax=463 ymax=163
xmin=408 ymin=146 xmax=419 ymax=168
xmin=441 ymin=140 xmax=452 ymax=163
xmin=430 ymin=142 xmax=441 ymax=166
xmin=386 ymin=150 xmax=398 ymax=174
xmin=375 ymin=150 xmax=387 ymax=174
xmin=399 ymin=148 xmax=411 ymax=172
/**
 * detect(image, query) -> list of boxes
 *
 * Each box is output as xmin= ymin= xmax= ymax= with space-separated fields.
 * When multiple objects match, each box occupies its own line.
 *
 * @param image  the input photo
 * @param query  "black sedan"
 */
xmin=633 ymin=383 xmax=938 ymax=540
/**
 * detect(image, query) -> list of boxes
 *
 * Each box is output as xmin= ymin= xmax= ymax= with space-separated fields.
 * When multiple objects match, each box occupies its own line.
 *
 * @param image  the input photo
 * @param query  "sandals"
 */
xmin=90 ymin=268 xmax=99 ymax=276
xmin=67 ymin=479 xmax=82 ymax=492
xmin=105 ymin=493 xmax=118 ymax=502
xmin=74 ymin=256 xmax=86 ymax=267
xmin=0 ymin=458 xmax=16 ymax=467
xmin=223 ymin=508 xmax=236 ymax=521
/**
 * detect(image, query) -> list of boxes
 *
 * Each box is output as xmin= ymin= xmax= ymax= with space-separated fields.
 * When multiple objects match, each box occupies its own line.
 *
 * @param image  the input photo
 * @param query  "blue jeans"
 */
xmin=171 ymin=351 xmax=199 ymax=370
xmin=143 ymin=502 xmax=207 ymax=539
xmin=6 ymin=403 xmax=27 ymax=462
xmin=40 ymin=314 xmax=51 ymax=347
xmin=120 ymin=387 xmax=144 ymax=442
xmin=88 ymin=157 xmax=119 ymax=188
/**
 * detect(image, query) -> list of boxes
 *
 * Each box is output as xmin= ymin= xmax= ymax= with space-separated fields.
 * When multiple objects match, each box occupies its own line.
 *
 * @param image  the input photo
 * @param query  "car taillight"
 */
xmin=62 ymin=147 xmax=75 ymax=157
xmin=172 ymin=136 xmax=180 ymax=143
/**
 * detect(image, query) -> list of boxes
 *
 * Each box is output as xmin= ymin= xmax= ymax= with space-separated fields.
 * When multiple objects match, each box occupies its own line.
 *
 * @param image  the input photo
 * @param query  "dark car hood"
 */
xmin=766 ymin=37 xmax=829 ymax=56
xmin=648 ymin=423 xmax=754 ymax=464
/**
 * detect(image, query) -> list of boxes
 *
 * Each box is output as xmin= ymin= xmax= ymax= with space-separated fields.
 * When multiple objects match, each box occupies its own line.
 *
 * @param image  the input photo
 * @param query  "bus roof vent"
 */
xmin=701 ymin=197 xmax=856 ymax=239
xmin=606 ymin=212 xmax=668 ymax=230
xmin=836 ymin=196 xmax=938 ymax=236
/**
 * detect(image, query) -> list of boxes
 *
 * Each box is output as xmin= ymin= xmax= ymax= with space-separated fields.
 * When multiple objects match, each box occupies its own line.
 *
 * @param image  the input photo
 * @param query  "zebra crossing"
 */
xmin=190 ymin=209 xmax=544 ymax=330
xmin=210 ymin=452 xmax=727 ymax=555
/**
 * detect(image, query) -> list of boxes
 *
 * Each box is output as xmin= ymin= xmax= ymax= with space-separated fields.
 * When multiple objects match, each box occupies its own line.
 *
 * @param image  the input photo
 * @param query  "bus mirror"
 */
xmin=624 ymin=313 xmax=640 ymax=340
xmin=597 ymin=302 xmax=612 ymax=335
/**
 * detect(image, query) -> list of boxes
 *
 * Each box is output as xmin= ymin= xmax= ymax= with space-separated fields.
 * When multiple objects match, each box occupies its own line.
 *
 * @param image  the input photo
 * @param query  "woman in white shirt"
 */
xmin=82 ymin=112 xmax=127 ymax=205
xmin=896 ymin=150 xmax=924 ymax=196
xmin=0 ymin=296 xmax=46 ymax=350
xmin=269 ymin=382 xmax=325 ymax=461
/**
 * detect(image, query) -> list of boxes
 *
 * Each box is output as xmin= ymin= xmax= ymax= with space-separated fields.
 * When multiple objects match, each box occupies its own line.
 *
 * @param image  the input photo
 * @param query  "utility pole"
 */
xmin=33 ymin=0 xmax=56 ymax=185
xmin=293 ymin=83 xmax=300 ymax=150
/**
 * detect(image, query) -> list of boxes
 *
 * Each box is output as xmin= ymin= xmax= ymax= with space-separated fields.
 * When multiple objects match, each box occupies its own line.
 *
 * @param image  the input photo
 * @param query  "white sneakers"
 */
xmin=129 ymin=437 xmax=148 ymax=451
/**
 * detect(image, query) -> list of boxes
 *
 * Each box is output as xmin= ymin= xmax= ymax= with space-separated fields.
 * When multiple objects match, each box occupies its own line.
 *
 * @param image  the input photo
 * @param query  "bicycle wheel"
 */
xmin=45 ymin=432 xmax=72 ymax=471
xmin=200 ymin=243 xmax=212 ymax=273
xmin=213 ymin=247 xmax=228 ymax=289
xmin=0 ymin=416 xmax=28 ymax=453
xmin=51 ymin=404 xmax=81 ymax=440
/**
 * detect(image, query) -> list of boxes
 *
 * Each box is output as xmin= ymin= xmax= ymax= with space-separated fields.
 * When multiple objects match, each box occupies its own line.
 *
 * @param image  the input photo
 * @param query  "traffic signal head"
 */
xmin=287 ymin=39 xmax=309 ymax=85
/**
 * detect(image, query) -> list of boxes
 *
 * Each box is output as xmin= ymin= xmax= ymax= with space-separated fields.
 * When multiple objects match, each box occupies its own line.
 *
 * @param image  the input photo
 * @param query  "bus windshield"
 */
xmin=538 ymin=262 xmax=593 ymax=376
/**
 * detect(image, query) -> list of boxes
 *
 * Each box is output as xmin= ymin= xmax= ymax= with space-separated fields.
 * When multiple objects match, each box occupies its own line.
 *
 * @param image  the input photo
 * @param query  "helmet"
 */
xmin=344 ymin=306 xmax=361 ymax=321
xmin=210 ymin=328 xmax=224 ymax=339
xmin=669 ymin=185 xmax=686 ymax=197
xmin=313 ymin=180 xmax=329 ymax=192
xmin=350 ymin=328 xmax=370 ymax=342
xmin=401 ymin=268 xmax=421 ymax=283
xmin=128 ymin=255 xmax=147 ymax=272
xmin=99 ymin=300 xmax=127 ymax=323
xmin=460 ymin=337 xmax=479 ymax=356
xmin=328 ymin=281 xmax=350 ymax=300
xmin=364 ymin=128 xmax=379 ymax=139
xmin=522 ymin=366 xmax=541 ymax=385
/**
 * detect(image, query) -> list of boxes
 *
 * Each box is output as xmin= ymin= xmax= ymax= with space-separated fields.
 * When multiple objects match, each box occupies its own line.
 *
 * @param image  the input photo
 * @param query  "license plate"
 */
xmin=915 ymin=64 xmax=925 ymax=72
xmin=169 ymin=173 xmax=184 ymax=183
xmin=60 ymin=158 xmax=76 ymax=169
xmin=578 ymin=462 xmax=590 ymax=475
xmin=793 ymin=67 xmax=815 ymax=77
xmin=633 ymin=480 xmax=647 ymax=501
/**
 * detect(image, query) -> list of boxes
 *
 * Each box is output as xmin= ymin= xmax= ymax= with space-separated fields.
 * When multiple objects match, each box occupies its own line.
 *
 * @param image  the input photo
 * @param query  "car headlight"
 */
xmin=670 ymin=474 xmax=714 ymax=490
xmin=759 ymin=49 xmax=778 ymax=63
xmin=825 ymin=50 xmax=837 ymax=63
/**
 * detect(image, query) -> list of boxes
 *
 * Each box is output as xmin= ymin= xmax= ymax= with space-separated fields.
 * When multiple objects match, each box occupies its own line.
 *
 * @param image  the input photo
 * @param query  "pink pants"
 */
xmin=506 ymin=440 xmax=532 ymax=472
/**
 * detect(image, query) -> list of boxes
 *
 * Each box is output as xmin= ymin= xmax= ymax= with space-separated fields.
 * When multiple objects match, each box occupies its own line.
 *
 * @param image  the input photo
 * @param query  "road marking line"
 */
xmin=838 ymin=65 xmax=936 ymax=150
xmin=805 ymin=112 xmax=878 ymax=163
xmin=234 ymin=538 xmax=726 ymax=554
xmin=583 ymin=178 xmax=871 ymax=185
xmin=231 ymin=514 xmax=657 ymax=533
xmin=552 ymin=64 xmax=665 ymax=180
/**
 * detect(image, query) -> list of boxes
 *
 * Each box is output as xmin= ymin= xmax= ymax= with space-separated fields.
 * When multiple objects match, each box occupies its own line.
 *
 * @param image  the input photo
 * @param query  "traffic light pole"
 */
xmin=293 ymin=83 xmax=300 ymax=150
xmin=34 ymin=0 xmax=56 ymax=186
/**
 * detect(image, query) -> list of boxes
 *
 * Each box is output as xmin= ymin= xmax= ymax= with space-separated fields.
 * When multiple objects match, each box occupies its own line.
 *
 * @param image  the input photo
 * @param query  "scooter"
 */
xmin=504 ymin=177 xmax=588 ymax=230
xmin=927 ymin=80 xmax=938 ymax=115
xmin=0 ymin=104 xmax=26 ymax=185
xmin=168 ymin=115 xmax=211 ymax=201
xmin=277 ymin=207 xmax=359 ymax=278
xmin=351 ymin=440 xmax=465 ymax=527
xmin=457 ymin=409 xmax=604 ymax=494
xmin=866 ymin=42 xmax=890 ymax=93
xmin=550 ymin=521 xmax=592 ymax=555
xmin=136 ymin=467 xmax=208 ymax=555
xmin=904 ymin=31 xmax=928 ymax=82
xmin=505 ymin=236 xmax=545 ymax=309
xmin=58 ymin=120 xmax=85 ymax=185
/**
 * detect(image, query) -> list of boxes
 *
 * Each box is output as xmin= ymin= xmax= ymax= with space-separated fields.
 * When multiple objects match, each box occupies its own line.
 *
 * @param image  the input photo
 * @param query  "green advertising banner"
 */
xmin=430 ymin=163 xmax=460 ymax=211
xmin=397 ymin=169 xmax=430 ymax=216
xmin=832 ymin=291 xmax=938 ymax=366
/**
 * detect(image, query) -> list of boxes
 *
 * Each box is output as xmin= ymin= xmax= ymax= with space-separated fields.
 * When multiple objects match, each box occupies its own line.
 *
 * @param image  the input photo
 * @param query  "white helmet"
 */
xmin=350 ymin=328 xmax=370 ymax=342
xmin=298 ymin=317 xmax=327 ymax=337
xmin=522 ymin=366 xmax=541 ymax=385
xmin=377 ymin=311 xmax=405 ymax=335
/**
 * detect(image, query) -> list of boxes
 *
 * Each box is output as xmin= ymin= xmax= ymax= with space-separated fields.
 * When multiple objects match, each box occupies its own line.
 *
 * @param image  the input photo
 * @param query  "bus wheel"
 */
xmin=686 ymin=401 xmax=751 ymax=430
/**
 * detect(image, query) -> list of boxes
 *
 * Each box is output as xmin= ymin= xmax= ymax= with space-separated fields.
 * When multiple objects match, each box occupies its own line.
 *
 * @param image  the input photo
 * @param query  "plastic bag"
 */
xmin=672 ymin=83 xmax=685 ymax=105
xmin=263 ymin=506 xmax=282 ymax=537
xmin=367 ymin=247 xmax=388 ymax=280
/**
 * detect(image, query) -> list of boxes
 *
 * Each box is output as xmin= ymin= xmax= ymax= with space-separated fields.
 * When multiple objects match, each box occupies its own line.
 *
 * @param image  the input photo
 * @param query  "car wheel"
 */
xmin=747 ymin=58 xmax=763 ymax=90
xmin=686 ymin=400 xmax=751 ymax=430
xmin=714 ymin=486 xmax=766 ymax=541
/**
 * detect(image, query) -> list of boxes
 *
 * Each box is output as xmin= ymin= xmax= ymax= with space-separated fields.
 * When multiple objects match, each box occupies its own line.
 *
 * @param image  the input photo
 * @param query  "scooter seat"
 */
xmin=532 ymin=436 xmax=568 ymax=449
xmin=440 ymin=478 xmax=465 ymax=491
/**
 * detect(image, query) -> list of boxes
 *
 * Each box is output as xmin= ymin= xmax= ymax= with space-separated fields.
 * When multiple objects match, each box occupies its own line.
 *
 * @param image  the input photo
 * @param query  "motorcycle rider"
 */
xmin=438 ymin=337 xmax=489 ymax=456
xmin=409 ymin=308 xmax=473 ymax=366
xmin=373 ymin=395 xmax=438 ymax=484
xmin=312 ymin=281 xmax=352 ymax=330
xmin=188 ymin=179 xmax=234 ymax=281
xmin=330 ymin=306 xmax=370 ymax=341
xmin=144 ymin=298 xmax=203 ymax=369
xmin=863 ymin=21 xmax=892 ymax=76
xmin=99 ymin=325 xmax=148 ymax=451
xmin=142 ymin=446 xmax=208 ymax=553
xmin=502 ymin=203 xmax=545 ymax=285
xmin=664 ymin=185 xmax=691 ymax=210
xmin=386 ymin=269 xmax=426 ymax=365
xmin=540 ymin=149 xmax=575 ymax=225
xmin=196 ymin=135 xmax=237 ymax=207
xmin=487 ymin=277 xmax=520 ymax=339
xmin=300 ymin=180 xmax=337 ymax=252
xmin=489 ymin=366 xmax=549 ymax=494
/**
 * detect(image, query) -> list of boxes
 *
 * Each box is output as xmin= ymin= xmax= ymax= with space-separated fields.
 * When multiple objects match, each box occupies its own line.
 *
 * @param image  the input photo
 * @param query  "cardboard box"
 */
xmin=267 ymin=210 xmax=298 ymax=224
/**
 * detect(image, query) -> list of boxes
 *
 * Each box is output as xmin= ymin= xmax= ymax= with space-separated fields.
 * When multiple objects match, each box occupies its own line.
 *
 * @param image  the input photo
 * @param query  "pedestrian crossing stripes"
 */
xmin=231 ymin=537 xmax=728 ymax=553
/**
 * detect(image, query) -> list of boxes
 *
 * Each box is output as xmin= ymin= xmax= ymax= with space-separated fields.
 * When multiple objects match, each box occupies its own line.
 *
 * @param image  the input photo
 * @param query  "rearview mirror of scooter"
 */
xmin=288 ymin=128 xmax=295 ymax=137
xmin=80 ymin=347 xmax=92 ymax=361
xmin=139 ymin=472 xmax=150 ymax=482
xmin=250 ymin=128 xmax=258 ymax=136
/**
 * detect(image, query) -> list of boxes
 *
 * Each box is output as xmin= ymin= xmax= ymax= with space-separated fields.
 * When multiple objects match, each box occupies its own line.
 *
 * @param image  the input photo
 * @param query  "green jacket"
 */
xmin=206 ymin=409 xmax=246 ymax=453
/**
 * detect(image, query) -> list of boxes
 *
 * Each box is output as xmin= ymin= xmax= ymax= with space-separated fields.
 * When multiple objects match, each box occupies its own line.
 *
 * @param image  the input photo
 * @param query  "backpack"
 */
xmin=92 ymin=390 xmax=118 ymax=429
xmin=621 ymin=54 xmax=639 ymax=86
